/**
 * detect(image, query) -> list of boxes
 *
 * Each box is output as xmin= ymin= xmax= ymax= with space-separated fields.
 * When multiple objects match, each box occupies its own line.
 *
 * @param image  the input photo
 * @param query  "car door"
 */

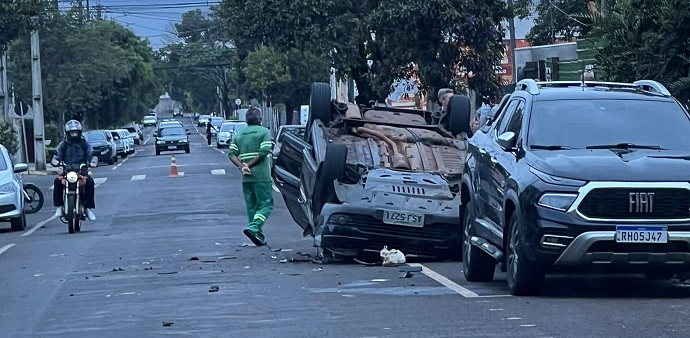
xmin=476 ymin=99 xmax=520 ymax=233
xmin=272 ymin=132 xmax=312 ymax=231
xmin=488 ymin=100 xmax=525 ymax=230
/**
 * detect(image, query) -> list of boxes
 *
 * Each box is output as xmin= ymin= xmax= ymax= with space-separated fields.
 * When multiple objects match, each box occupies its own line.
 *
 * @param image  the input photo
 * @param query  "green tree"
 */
xmin=219 ymin=0 xmax=520 ymax=103
xmin=8 ymin=10 xmax=158 ymax=130
xmin=526 ymin=0 xmax=600 ymax=46
xmin=594 ymin=0 xmax=690 ymax=104
xmin=0 ymin=0 xmax=42 ymax=52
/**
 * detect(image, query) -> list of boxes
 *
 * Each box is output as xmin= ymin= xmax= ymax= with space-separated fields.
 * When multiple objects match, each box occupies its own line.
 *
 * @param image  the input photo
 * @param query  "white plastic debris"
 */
xmin=380 ymin=246 xmax=406 ymax=266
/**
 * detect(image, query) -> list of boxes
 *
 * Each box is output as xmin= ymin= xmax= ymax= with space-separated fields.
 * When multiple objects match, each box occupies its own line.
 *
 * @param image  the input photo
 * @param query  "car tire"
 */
xmin=155 ymin=149 xmax=160 ymax=156
xmin=462 ymin=199 xmax=496 ymax=281
xmin=506 ymin=213 xmax=545 ymax=296
xmin=10 ymin=211 xmax=26 ymax=231
xmin=447 ymin=94 xmax=472 ymax=136
xmin=185 ymin=147 xmax=190 ymax=154
xmin=305 ymin=82 xmax=332 ymax=142
xmin=311 ymin=143 xmax=347 ymax=219
xmin=107 ymin=157 xmax=114 ymax=165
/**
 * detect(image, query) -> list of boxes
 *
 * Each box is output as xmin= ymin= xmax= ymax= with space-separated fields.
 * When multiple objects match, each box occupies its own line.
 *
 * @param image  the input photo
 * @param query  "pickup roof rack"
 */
xmin=515 ymin=79 xmax=671 ymax=97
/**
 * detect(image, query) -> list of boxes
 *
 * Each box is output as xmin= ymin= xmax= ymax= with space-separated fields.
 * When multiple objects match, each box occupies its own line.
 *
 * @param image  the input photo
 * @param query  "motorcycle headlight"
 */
xmin=0 ymin=182 xmax=15 ymax=194
xmin=66 ymin=171 xmax=79 ymax=183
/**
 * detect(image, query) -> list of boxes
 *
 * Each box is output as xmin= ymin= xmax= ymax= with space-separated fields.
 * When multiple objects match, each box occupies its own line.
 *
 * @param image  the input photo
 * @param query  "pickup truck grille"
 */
xmin=578 ymin=188 xmax=690 ymax=220
xmin=391 ymin=185 xmax=425 ymax=195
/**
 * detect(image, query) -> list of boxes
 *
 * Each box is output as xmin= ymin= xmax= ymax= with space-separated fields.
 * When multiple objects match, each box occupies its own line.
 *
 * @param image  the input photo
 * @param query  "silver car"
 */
xmin=0 ymin=145 xmax=29 ymax=231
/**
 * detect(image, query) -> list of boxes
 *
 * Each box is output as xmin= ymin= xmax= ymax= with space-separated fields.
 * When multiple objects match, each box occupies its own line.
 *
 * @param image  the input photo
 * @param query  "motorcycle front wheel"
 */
xmin=66 ymin=194 xmax=76 ymax=234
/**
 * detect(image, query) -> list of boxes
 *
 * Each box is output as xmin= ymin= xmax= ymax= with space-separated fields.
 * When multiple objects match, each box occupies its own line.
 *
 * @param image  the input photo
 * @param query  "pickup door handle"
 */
xmin=490 ymin=157 xmax=498 ymax=165
xmin=479 ymin=149 xmax=487 ymax=155
xmin=274 ymin=176 xmax=285 ymax=186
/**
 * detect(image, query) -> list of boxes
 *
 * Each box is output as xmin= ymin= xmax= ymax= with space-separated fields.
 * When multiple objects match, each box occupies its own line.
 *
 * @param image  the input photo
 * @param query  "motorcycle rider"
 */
xmin=51 ymin=120 xmax=98 ymax=221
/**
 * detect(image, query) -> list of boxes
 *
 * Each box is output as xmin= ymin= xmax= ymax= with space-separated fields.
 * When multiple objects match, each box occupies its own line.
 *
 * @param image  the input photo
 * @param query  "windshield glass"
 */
xmin=161 ymin=128 xmax=186 ymax=136
xmin=84 ymin=131 xmax=105 ymax=142
xmin=528 ymin=99 xmax=690 ymax=150
xmin=211 ymin=118 xmax=224 ymax=127
xmin=0 ymin=150 xmax=7 ymax=171
xmin=220 ymin=124 xmax=235 ymax=132
xmin=283 ymin=127 xmax=305 ymax=140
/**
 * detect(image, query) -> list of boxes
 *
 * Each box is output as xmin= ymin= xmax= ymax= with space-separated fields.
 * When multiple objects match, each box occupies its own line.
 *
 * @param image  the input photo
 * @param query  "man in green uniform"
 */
xmin=229 ymin=108 xmax=274 ymax=246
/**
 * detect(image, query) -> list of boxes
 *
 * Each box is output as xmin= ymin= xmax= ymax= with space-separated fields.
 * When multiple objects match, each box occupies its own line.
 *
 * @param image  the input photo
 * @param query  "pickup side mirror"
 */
xmin=497 ymin=131 xmax=517 ymax=150
xmin=13 ymin=163 xmax=28 ymax=173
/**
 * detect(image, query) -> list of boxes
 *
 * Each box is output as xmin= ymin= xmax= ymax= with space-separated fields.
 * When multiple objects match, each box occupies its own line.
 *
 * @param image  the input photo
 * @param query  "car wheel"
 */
xmin=305 ymin=82 xmax=332 ymax=142
xmin=107 ymin=157 xmax=115 ymax=165
xmin=185 ymin=147 xmax=190 ymax=154
xmin=155 ymin=150 xmax=160 ymax=156
xmin=462 ymin=199 xmax=496 ymax=281
xmin=447 ymin=94 xmax=472 ymax=136
xmin=506 ymin=213 xmax=545 ymax=296
xmin=311 ymin=143 xmax=347 ymax=220
xmin=10 ymin=211 xmax=27 ymax=231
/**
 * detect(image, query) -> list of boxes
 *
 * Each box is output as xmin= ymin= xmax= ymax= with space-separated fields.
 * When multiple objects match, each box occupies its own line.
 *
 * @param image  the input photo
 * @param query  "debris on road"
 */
xmin=380 ymin=246 xmax=406 ymax=267
xmin=218 ymin=256 xmax=236 ymax=260
xmin=111 ymin=267 xmax=125 ymax=272
xmin=399 ymin=266 xmax=422 ymax=278
xmin=162 ymin=321 xmax=174 ymax=327
xmin=209 ymin=285 xmax=220 ymax=293
xmin=312 ymin=267 xmax=323 ymax=272
xmin=157 ymin=271 xmax=178 ymax=275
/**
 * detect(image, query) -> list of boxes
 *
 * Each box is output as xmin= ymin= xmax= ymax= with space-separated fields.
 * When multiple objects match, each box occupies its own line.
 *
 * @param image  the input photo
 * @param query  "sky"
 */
xmin=96 ymin=0 xmax=217 ymax=49
xmin=94 ymin=1 xmax=537 ymax=50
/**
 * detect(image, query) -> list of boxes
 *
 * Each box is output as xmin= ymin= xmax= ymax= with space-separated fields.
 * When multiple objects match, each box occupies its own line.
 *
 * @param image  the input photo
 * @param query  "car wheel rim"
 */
xmin=508 ymin=223 xmax=519 ymax=284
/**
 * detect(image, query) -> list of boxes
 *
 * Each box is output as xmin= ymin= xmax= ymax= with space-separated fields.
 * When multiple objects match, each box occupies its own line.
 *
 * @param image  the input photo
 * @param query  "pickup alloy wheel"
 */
xmin=311 ymin=143 xmax=347 ymax=220
xmin=462 ymin=199 xmax=496 ymax=282
xmin=447 ymin=95 xmax=472 ymax=136
xmin=506 ymin=213 xmax=545 ymax=296
xmin=306 ymin=82 xmax=332 ymax=142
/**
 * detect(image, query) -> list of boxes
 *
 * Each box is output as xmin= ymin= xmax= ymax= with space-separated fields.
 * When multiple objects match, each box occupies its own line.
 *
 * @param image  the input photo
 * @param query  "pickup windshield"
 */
xmin=528 ymin=99 xmax=690 ymax=150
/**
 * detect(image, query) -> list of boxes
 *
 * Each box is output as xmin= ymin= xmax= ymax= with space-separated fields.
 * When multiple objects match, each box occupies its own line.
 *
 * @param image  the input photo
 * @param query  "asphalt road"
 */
xmin=1 ymin=116 xmax=690 ymax=337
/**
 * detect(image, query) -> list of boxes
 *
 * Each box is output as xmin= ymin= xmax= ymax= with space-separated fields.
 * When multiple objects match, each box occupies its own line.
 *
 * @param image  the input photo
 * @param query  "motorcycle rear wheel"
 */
xmin=66 ymin=195 xmax=76 ymax=234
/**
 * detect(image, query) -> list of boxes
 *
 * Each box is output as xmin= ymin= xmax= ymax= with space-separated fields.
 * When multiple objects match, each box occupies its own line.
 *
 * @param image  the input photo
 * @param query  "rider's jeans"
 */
xmin=53 ymin=175 xmax=96 ymax=209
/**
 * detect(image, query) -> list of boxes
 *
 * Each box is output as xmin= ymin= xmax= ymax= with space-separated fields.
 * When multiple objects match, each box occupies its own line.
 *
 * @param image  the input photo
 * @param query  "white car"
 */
xmin=217 ymin=122 xmax=247 ymax=148
xmin=143 ymin=116 xmax=157 ymax=127
xmin=0 ymin=144 xmax=29 ymax=231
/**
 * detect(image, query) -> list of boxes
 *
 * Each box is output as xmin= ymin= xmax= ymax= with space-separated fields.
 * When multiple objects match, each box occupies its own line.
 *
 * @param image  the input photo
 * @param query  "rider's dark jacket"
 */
xmin=54 ymin=136 xmax=93 ymax=165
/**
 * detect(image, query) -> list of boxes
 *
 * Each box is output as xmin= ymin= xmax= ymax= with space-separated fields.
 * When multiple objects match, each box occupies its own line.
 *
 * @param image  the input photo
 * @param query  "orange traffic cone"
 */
xmin=170 ymin=154 xmax=179 ymax=177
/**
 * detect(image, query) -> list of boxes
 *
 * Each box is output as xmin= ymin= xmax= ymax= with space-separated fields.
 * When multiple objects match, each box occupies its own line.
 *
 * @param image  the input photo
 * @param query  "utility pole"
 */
xmin=86 ymin=0 xmax=90 ymax=21
xmin=507 ymin=0 xmax=518 ymax=82
xmin=0 ymin=53 xmax=8 ymax=120
xmin=30 ymin=17 xmax=46 ymax=170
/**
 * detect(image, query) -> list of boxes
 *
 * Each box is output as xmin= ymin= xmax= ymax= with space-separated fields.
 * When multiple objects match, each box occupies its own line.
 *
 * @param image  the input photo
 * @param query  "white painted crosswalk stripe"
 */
xmin=131 ymin=175 xmax=146 ymax=181
xmin=211 ymin=169 xmax=226 ymax=175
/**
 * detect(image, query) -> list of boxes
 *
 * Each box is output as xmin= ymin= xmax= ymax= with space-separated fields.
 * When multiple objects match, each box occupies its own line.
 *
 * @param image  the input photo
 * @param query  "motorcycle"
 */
xmin=22 ymin=183 xmax=44 ymax=214
xmin=56 ymin=162 xmax=90 ymax=234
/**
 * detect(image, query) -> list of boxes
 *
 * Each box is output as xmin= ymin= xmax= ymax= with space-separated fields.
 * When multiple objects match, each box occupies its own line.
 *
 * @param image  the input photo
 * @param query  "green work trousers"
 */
xmin=242 ymin=181 xmax=274 ymax=242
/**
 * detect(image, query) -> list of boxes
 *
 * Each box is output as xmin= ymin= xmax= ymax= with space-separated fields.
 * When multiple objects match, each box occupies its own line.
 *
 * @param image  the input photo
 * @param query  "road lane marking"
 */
xmin=0 ymin=243 xmax=16 ymax=255
xmin=211 ymin=169 xmax=226 ymax=175
xmin=22 ymin=215 xmax=58 ymax=237
xmin=131 ymin=175 xmax=146 ymax=181
xmin=94 ymin=177 xmax=108 ymax=187
xmin=272 ymin=185 xmax=280 ymax=192
xmin=406 ymin=263 xmax=480 ymax=298
xmin=111 ymin=157 xmax=128 ymax=170
xmin=144 ymin=136 xmax=151 ymax=145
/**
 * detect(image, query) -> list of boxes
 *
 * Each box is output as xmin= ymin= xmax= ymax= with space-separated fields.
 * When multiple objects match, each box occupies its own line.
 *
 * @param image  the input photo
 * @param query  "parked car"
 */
xmin=124 ymin=125 xmax=143 ymax=145
xmin=461 ymin=79 xmax=690 ymax=296
xmin=197 ymin=115 xmax=211 ymax=127
xmin=143 ymin=115 xmax=157 ymax=127
xmin=0 ymin=144 xmax=29 ymax=231
xmin=115 ymin=129 xmax=136 ymax=155
xmin=84 ymin=130 xmax=117 ymax=165
xmin=155 ymin=125 xmax=190 ymax=155
xmin=272 ymin=125 xmax=305 ymax=161
xmin=272 ymin=82 xmax=472 ymax=261
xmin=217 ymin=121 xmax=247 ymax=148
xmin=109 ymin=130 xmax=129 ymax=158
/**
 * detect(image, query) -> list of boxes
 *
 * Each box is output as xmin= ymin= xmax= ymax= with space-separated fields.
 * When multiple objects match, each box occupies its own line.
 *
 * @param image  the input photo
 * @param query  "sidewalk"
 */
xmin=25 ymin=163 xmax=60 ymax=176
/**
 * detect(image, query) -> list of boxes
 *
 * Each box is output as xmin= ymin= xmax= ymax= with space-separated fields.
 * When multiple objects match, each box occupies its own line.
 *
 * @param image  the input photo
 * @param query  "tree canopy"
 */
xmin=0 ymin=0 xmax=42 ymax=52
xmin=526 ymin=0 xmax=596 ymax=46
xmin=8 ymin=7 xmax=159 ymax=130
xmin=218 ymin=0 xmax=520 ymax=104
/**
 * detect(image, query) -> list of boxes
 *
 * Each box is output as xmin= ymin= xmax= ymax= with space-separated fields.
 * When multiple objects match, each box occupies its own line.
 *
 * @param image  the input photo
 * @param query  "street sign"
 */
xmin=235 ymin=98 xmax=242 ymax=106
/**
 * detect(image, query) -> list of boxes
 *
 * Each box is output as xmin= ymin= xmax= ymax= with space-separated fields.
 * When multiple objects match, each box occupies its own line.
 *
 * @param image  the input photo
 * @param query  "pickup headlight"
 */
xmin=537 ymin=193 xmax=578 ymax=211
xmin=66 ymin=171 xmax=79 ymax=183
xmin=0 ymin=182 xmax=15 ymax=194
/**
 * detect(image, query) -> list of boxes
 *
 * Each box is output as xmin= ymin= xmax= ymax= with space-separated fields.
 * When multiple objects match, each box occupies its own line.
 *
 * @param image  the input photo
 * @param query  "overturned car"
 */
xmin=272 ymin=82 xmax=473 ymax=260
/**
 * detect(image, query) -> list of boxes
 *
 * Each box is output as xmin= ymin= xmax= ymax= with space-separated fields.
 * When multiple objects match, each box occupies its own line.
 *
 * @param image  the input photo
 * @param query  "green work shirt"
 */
xmin=229 ymin=125 xmax=273 ymax=182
